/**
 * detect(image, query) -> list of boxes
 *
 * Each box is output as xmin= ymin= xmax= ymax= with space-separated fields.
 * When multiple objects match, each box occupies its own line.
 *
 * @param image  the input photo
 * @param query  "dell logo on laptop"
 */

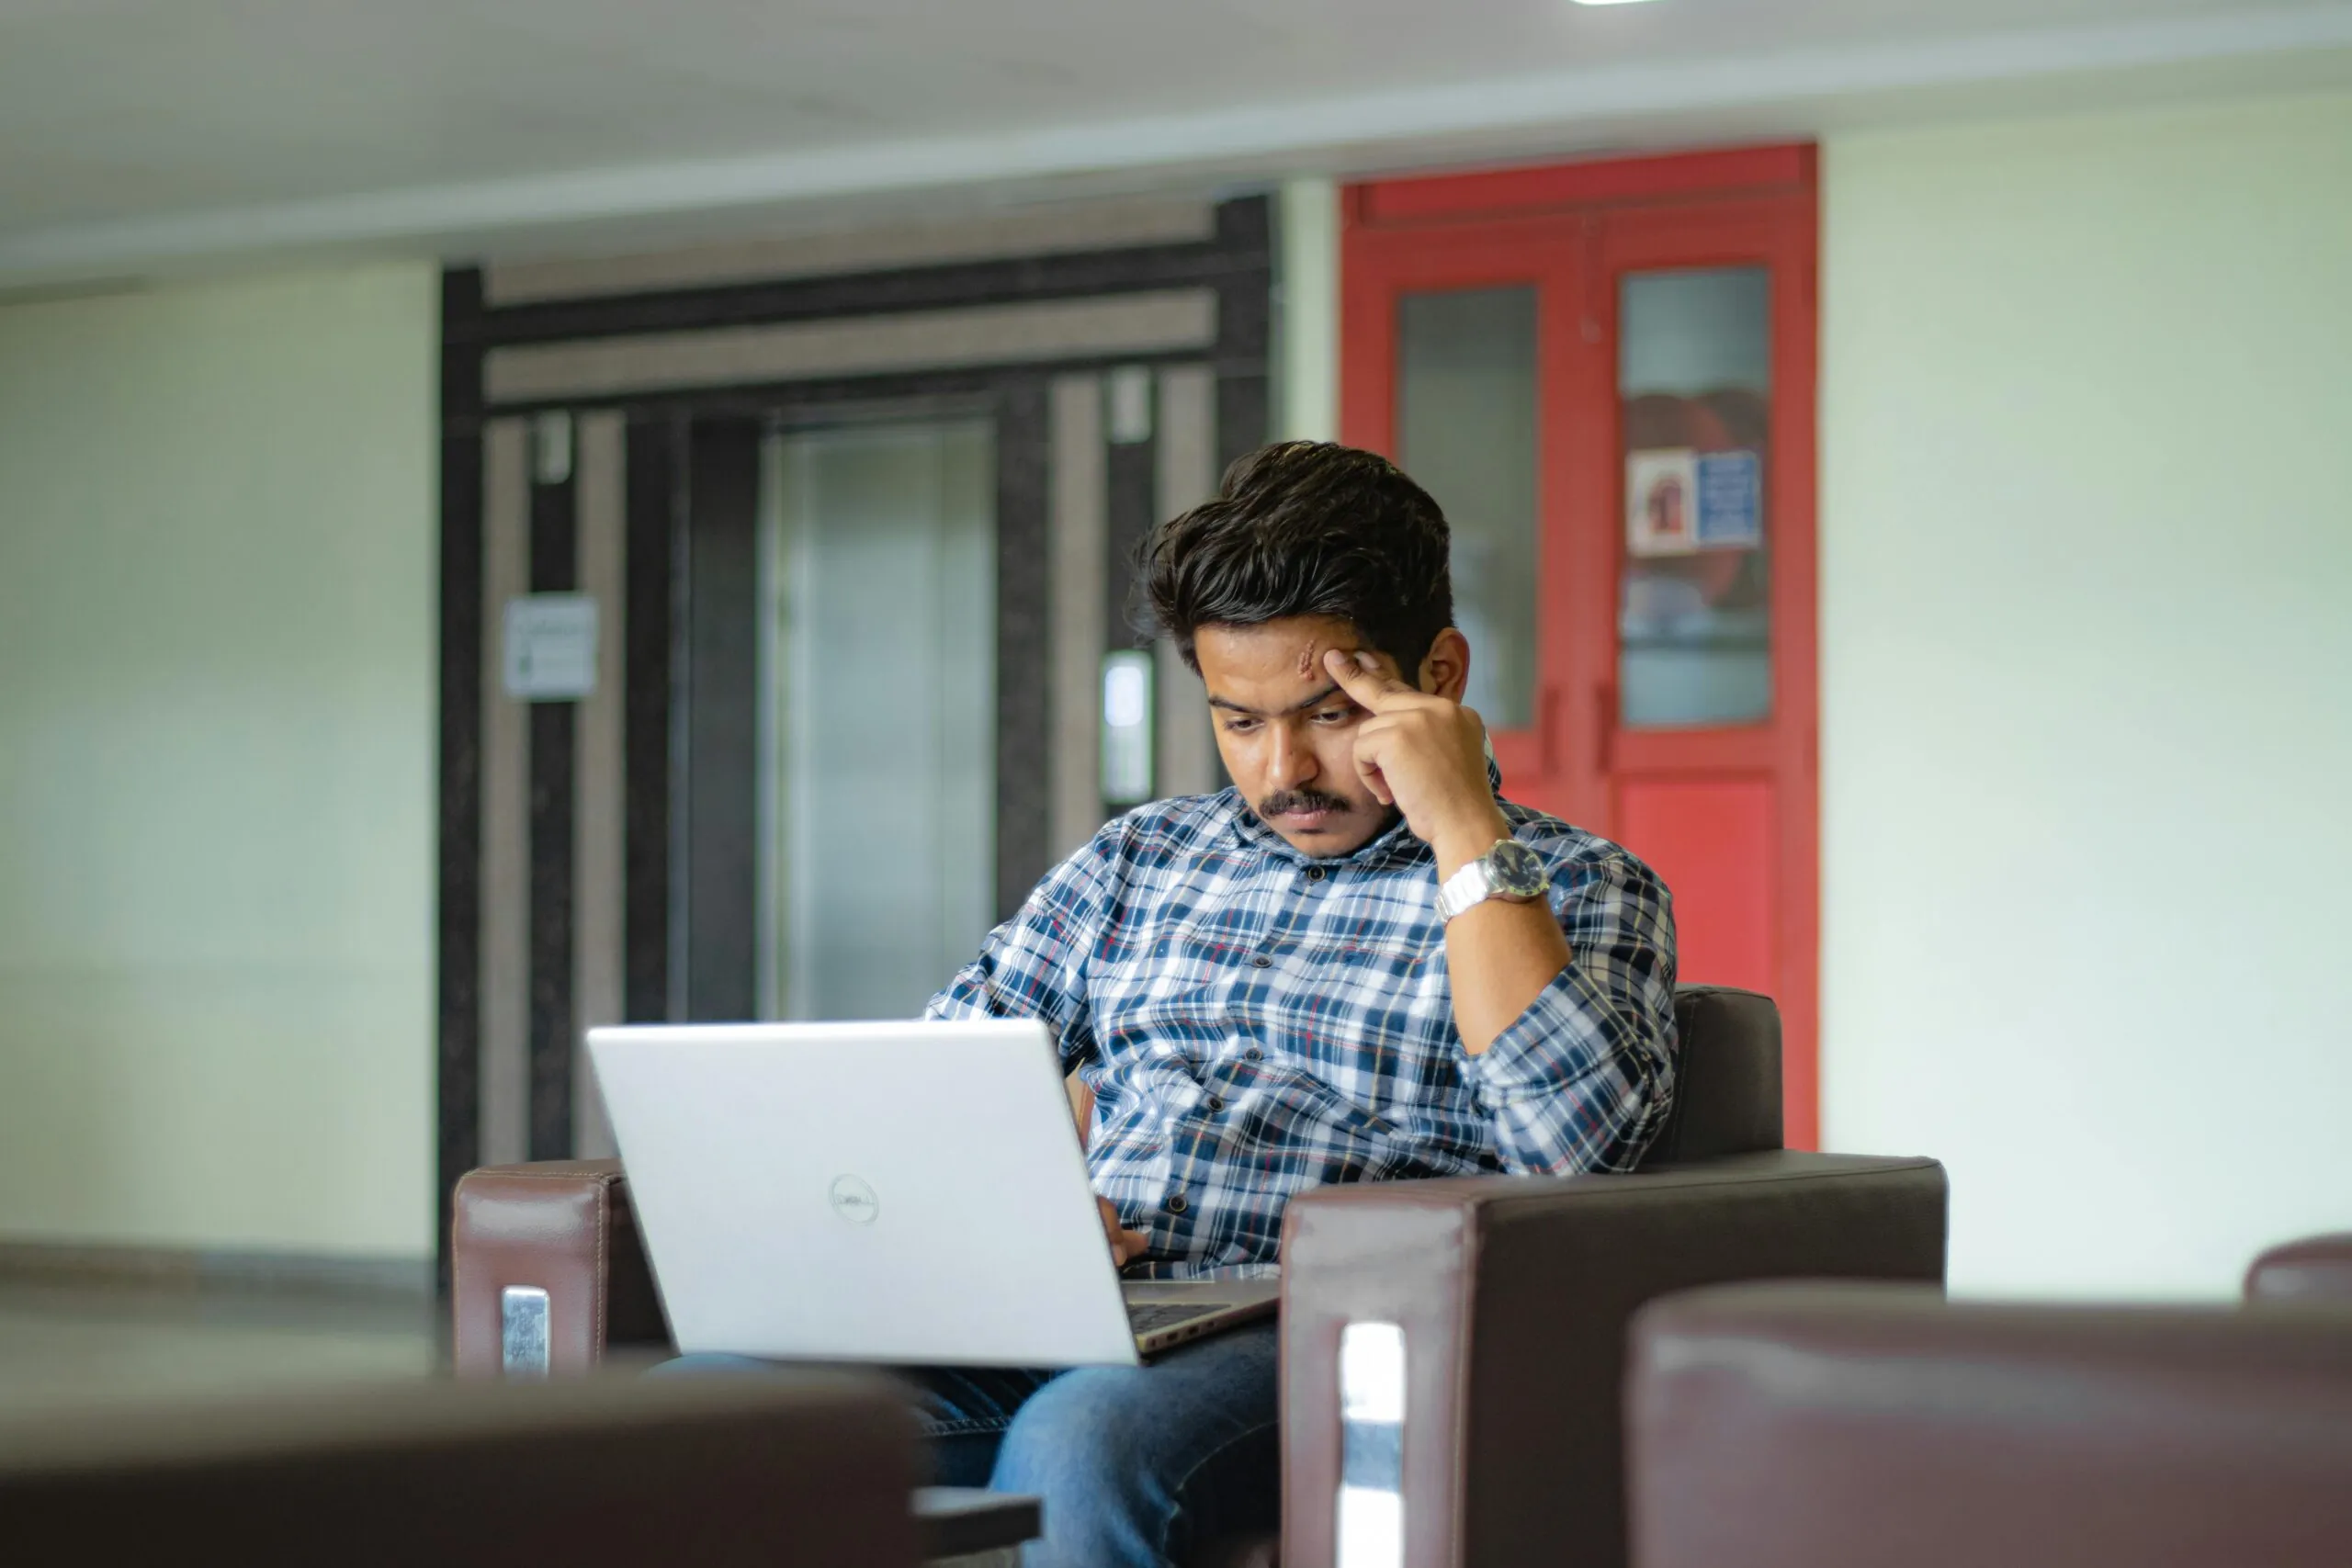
xmin=828 ymin=1174 xmax=880 ymax=1224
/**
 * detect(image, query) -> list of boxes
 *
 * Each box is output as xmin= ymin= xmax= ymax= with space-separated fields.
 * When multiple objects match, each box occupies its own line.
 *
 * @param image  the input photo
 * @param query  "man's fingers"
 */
xmin=1322 ymin=648 xmax=1416 ymax=711
xmin=1099 ymin=1197 xmax=1148 ymax=1266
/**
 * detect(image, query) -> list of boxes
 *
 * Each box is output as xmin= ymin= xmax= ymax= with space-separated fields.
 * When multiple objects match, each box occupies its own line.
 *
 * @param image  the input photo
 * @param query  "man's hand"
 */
xmin=1323 ymin=649 xmax=1509 ymax=874
xmin=1100 ymin=1196 xmax=1149 ymax=1269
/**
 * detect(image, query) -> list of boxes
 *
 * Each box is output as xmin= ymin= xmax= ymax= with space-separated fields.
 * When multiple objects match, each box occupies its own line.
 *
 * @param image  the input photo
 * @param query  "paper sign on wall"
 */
xmin=502 ymin=593 xmax=599 ymax=701
xmin=1627 ymin=447 xmax=1763 ymax=557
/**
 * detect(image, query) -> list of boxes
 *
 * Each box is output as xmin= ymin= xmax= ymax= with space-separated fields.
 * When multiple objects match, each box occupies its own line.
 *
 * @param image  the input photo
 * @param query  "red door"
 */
xmin=1342 ymin=146 xmax=1820 ymax=1146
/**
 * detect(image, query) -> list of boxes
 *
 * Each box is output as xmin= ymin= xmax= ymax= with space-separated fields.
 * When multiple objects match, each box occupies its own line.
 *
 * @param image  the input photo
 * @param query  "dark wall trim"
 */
xmin=679 ymin=422 xmax=761 ymax=1023
xmin=526 ymin=443 xmax=578 ymax=1161
xmin=623 ymin=417 xmax=680 ymax=1025
xmin=434 ymin=268 xmax=485 ymax=1292
xmin=458 ymin=349 xmax=1246 ymax=425
xmin=458 ymin=238 xmax=1267 ymax=350
xmin=994 ymin=379 xmax=1052 ymax=923
xmin=1212 ymin=198 xmax=1273 ymax=479
xmin=1104 ymin=427 xmax=1158 ymax=657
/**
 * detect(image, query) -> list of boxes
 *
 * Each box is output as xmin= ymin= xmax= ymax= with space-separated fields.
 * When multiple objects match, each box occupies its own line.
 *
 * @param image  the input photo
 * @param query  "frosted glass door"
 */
xmin=761 ymin=419 xmax=995 ymax=1020
xmin=1396 ymin=286 xmax=1540 ymax=730
xmin=1618 ymin=266 xmax=1772 ymax=728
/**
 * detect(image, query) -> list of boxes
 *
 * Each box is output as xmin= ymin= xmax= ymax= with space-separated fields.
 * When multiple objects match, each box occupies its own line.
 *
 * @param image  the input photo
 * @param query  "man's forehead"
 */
xmin=1196 ymin=618 xmax=1360 ymax=671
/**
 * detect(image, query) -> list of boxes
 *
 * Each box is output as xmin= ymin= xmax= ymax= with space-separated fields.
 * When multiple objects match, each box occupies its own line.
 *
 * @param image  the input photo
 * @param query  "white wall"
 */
xmin=1276 ymin=176 xmax=1341 ymax=444
xmin=0 ymin=264 xmax=439 ymax=1258
xmin=1820 ymin=93 xmax=2352 ymax=1298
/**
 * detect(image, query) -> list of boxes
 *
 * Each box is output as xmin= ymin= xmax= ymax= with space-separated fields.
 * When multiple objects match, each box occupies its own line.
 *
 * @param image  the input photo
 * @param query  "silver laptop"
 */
xmin=587 ymin=1019 xmax=1278 ymax=1367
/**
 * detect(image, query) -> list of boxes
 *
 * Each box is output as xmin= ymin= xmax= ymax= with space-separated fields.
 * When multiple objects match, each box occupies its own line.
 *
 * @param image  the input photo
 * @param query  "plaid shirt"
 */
xmin=928 ymin=772 xmax=1679 ymax=1277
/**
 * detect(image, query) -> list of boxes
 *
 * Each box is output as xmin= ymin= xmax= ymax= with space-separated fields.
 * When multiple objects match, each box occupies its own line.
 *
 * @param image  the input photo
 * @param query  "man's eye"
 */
xmin=1311 ymin=708 xmax=1351 ymax=725
xmin=1223 ymin=717 xmax=1261 ymax=735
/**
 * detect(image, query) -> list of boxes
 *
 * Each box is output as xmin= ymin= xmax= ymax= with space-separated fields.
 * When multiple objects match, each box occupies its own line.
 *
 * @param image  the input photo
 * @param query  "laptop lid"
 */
xmin=588 ymin=1019 xmax=1141 ymax=1368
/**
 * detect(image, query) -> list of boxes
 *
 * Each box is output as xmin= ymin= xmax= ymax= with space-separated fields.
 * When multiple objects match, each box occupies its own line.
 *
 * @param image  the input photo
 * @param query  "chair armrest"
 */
xmin=2244 ymin=1231 xmax=2352 ymax=1306
xmin=451 ymin=1160 xmax=670 ymax=1378
xmin=1275 ymin=1151 xmax=1948 ymax=1568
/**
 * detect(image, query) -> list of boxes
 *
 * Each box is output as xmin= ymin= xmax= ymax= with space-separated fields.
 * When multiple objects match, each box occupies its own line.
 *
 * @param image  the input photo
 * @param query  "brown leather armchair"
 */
xmin=1626 ymin=1280 xmax=2352 ymax=1568
xmin=0 ymin=1368 xmax=922 ymax=1566
xmin=2244 ymin=1230 xmax=2352 ymax=1305
xmin=452 ymin=986 xmax=1947 ymax=1568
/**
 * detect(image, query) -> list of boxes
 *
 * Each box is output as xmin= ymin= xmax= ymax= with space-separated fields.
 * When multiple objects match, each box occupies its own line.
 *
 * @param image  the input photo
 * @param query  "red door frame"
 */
xmin=1340 ymin=144 xmax=1821 ymax=1149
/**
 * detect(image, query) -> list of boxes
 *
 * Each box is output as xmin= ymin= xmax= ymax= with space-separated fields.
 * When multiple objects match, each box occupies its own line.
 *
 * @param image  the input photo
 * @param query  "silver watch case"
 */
xmin=1435 ymin=838 xmax=1550 ymax=921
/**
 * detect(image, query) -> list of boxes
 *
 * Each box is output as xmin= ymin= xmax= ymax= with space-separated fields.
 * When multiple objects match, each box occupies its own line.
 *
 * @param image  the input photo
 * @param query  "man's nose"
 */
xmin=1265 ymin=723 xmax=1318 ymax=792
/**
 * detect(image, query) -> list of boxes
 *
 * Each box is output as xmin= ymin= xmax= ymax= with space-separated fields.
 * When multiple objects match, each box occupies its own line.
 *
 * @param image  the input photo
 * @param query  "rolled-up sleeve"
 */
xmin=1456 ymin=851 xmax=1679 ymax=1175
xmin=926 ymin=829 xmax=1115 ymax=1069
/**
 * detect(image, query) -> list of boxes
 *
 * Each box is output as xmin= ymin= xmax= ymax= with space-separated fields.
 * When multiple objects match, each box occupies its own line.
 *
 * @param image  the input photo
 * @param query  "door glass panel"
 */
xmin=1396 ymin=287 xmax=1537 ymax=730
xmin=1619 ymin=267 xmax=1771 ymax=728
xmin=761 ymin=419 xmax=995 ymax=1020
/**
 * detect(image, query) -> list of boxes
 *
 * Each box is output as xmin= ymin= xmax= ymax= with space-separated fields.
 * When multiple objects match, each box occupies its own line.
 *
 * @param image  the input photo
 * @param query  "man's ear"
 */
xmin=1418 ymin=627 xmax=1472 ymax=703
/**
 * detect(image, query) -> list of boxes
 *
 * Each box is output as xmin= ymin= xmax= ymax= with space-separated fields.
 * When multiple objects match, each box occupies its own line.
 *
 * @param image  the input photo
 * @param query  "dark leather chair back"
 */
xmin=1628 ymin=1282 xmax=2352 ymax=1568
xmin=2245 ymin=1232 xmax=2352 ymax=1305
xmin=0 ymin=1371 xmax=921 ymax=1566
xmin=1640 ymin=985 xmax=1783 ymax=1168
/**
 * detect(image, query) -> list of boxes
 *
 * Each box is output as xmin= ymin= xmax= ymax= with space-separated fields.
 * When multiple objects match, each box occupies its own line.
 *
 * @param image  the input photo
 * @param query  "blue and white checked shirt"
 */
xmin=928 ymin=773 xmax=1679 ymax=1276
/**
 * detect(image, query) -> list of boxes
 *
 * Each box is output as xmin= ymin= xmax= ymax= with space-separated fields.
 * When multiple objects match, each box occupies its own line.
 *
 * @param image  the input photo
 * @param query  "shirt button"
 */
xmin=1245 ymin=1046 xmax=1263 ymax=1062
xmin=1306 ymin=866 xmax=1326 ymax=882
xmin=1206 ymin=1096 xmax=1226 ymax=1112
xmin=1251 ymin=954 xmax=1272 ymax=968
xmin=1165 ymin=1193 xmax=1189 ymax=1215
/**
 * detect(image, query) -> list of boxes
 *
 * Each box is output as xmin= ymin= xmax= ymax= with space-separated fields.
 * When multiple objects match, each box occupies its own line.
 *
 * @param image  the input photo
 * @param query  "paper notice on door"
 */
xmin=1627 ymin=447 xmax=1763 ymax=557
xmin=1694 ymin=450 xmax=1762 ymax=549
xmin=502 ymin=593 xmax=599 ymax=701
xmin=1627 ymin=448 xmax=1699 ymax=557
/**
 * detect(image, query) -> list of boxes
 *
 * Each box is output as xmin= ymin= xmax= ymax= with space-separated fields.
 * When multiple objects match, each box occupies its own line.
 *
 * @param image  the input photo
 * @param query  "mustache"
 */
xmin=1254 ymin=787 xmax=1353 ymax=818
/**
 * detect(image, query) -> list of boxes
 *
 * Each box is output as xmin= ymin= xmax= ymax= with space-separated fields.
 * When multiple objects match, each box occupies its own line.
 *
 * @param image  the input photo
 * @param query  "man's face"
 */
xmin=1194 ymin=615 xmax=1413 ymax=858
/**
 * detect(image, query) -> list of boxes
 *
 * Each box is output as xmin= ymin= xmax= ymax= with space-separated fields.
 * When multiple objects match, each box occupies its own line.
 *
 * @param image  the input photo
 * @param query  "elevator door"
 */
xmin=759 ymin=418 xmax=997 ymax=1021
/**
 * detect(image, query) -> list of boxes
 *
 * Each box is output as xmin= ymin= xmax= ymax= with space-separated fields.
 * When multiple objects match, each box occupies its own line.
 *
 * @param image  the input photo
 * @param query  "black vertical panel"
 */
xmin=1215 ymin=195 xmax=1274 ymax=474
xmin=1104 ymin=423 xmax=1159 ymax=651
xmin=1215 ymin=191 xmax=1273 ymax=267
xmin=683 ymin=420 xmax=762 ymax=1021
xmin=993 ymin=381 xmax=1052 ymax=923
xmin=623 ymin=416 xmax=679 ymax=1025
xmin=1216 ymin=371 xmax=1271 ymax=475
xmin=435 ymin=267 xmax=485 ymax=1292
xmin=527 ymin=433 xmax=578 ymax=1161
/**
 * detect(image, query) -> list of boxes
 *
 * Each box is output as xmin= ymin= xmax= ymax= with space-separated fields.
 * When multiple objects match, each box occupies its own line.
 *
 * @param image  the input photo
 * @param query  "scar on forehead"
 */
xmin=1297 ymin=645 xmax=1320 ymax=677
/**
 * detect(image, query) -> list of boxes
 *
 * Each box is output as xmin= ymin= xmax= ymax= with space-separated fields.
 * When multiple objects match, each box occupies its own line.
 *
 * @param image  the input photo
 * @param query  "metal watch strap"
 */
xmin=1436 ymin=852 xmax=1497 ymax=922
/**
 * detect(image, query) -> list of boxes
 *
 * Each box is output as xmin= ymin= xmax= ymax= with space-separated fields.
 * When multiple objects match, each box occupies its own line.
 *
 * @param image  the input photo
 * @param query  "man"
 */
xmin=920 ymin=440 xmax=1679 ymax=1566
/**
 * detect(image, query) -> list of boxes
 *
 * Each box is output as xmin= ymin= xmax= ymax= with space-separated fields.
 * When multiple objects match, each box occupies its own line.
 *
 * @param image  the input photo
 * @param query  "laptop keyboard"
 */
xmin=1127 ymin=1302 xmax=1219 ymax=1336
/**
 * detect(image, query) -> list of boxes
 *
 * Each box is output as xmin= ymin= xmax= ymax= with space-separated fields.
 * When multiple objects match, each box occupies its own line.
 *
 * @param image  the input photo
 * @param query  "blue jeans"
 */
xmin=659 ymin=1322 xmax=1280 ymax=1567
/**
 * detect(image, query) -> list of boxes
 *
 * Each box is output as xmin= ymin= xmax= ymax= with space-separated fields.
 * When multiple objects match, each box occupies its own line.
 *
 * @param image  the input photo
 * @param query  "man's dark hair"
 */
xmin=1139 ymin=440 xmax=1453 ymax=675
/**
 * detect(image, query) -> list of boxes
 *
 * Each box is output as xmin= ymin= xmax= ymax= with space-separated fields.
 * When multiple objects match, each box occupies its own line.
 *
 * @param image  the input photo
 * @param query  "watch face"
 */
xmin=1487 ymin=840 xmax=1549 ymax=898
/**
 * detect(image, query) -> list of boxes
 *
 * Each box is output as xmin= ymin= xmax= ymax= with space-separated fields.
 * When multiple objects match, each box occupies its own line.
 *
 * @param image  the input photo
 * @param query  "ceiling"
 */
xmin=3 ymin=0 xmax=2348 ymax=285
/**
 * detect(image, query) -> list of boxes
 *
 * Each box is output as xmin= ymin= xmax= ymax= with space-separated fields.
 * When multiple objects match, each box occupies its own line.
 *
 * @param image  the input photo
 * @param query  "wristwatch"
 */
xmin=1435 ymin=838 xmax=1551 ymax=921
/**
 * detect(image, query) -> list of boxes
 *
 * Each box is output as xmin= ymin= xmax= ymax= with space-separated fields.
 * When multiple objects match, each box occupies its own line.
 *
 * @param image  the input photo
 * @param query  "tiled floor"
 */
xmin=0 ymin=1277 xmax=442 ymax=1417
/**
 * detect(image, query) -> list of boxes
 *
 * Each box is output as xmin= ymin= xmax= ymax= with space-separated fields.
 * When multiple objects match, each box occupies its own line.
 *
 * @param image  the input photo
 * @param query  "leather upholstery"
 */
xmin=452 ymin=1159 xmax=667 ymax=1377
xmin=1278 ymin=1152 xmax=1948 ymax=1568
xmin=2244 ymin=1231 xmax=2352 ymax=1305
xmin=0 ymin=1368 xmax=921 ymax=1565
xmin=448 ymin=986 xmax=1796 ymax=1381
xmin=1627 ymin=1282 xmax=2352 ymax=1568
xmin=446 ymin=989 xmax=1950 ymax=1568
xmin=1640 ymin=985 xmax=1781 ymax=1166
